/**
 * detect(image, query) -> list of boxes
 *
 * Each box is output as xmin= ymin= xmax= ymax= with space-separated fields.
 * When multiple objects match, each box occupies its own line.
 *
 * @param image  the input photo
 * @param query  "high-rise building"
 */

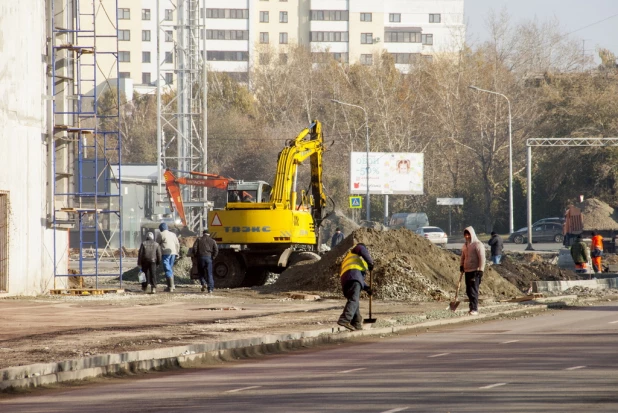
xmin=115 ymin=0 xmax=465 ymax=89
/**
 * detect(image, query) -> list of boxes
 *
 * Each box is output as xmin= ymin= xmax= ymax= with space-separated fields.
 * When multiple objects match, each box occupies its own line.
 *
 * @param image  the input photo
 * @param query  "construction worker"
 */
xmin=460 ymin=226 xmax=486 ymax=316
xmin=331 ymin=227 xmax=344 ymax=248
xmin=337 ymin=243 xmax=374 ymax=331
xmin=193 ymin=229 xmax=219 ymax=293
xmin=590 ymin=231 xmax=604 ymax=274
xmin=157 ymin=222 xmax=180 ymax=292
xmin=570 ymin=234 xmax=590 ymax=276
xmin=137 ymin=232 xmax=162 ymax=294
xmin=487 ymin=231 xmax=504 ymax=264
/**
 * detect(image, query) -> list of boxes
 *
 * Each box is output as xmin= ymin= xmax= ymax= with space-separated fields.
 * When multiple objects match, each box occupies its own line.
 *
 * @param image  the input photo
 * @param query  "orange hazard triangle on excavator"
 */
xmin=211 ymin=213 xmax=222 ymax=226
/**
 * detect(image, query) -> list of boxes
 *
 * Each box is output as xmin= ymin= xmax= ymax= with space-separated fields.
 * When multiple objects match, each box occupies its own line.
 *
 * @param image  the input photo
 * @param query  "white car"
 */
xmin=415 ymin=226 xmax=448 ymax=247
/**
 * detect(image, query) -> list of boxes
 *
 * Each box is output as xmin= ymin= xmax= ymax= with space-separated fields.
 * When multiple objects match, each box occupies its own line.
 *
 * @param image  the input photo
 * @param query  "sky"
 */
xmin=465 ymin=0 xmax=618 ymax=62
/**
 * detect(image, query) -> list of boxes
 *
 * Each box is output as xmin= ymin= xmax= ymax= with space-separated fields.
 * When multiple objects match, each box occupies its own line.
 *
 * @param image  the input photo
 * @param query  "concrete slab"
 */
xmin=533 ymin=278 xmax=618 ymax=293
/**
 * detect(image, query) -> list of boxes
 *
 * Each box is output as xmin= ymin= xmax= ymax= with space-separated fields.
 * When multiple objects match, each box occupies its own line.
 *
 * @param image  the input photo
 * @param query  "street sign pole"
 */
xmin=449 ymin=205 xmax=452 ymax=237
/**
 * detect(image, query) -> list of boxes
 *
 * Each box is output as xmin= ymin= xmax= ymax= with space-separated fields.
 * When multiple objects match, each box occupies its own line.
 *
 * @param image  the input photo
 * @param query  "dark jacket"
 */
xmin=331 ymin=231 xmax=344 ymax=248
xmin=138 ymin=239 xmax=162 ymax=266
xmin=488 ymin=234 xmax=504 ymax=257
xmin=571 ymin=239 xmax=589 ymax=264
xmin=340 ymin=244 xmax=374 ymax=289
xmin=193 ymin=234 xmax=219 ymax=258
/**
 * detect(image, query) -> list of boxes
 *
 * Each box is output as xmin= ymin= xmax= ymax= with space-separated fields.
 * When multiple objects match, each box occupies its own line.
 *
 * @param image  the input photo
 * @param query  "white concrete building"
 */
xmin=0 ymin=0 xmax=68 ymax=295
xmin=112 ymin=0 xmax=464 ymax=85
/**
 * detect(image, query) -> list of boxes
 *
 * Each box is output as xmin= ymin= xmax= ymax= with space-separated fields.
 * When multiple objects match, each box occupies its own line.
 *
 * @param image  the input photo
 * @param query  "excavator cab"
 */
xmin=226 ymin=181 xmax=272 ymax=208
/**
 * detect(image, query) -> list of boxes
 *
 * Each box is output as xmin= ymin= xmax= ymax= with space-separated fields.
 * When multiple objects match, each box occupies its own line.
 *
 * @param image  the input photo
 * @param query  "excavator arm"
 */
xmin=270 ymin=120 xmax=327 ymax=224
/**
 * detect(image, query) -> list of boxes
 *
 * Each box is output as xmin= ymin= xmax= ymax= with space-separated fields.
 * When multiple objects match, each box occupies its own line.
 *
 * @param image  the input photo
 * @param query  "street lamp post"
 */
xmin=331 ymin=99 xmax=371 ymax=221
xmin=469 ymin=86 xmax=514 ymax=234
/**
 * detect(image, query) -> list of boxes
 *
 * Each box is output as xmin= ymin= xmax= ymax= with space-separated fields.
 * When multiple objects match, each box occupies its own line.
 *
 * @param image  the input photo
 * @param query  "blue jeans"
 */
xmin=162 ymin=254 xmax=176 ymax=278
xmin=492 ymin=255 xmax=502 ymax=265
xmin=199 ymin=256 xmax=214 ymax=291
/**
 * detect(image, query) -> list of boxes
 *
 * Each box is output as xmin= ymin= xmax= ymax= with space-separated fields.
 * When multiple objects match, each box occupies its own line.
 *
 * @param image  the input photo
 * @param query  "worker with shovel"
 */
xmin=460 ymin=226 xmax=486 ymax=316
xmin=337 ymin=243 xmax=374 ymax=331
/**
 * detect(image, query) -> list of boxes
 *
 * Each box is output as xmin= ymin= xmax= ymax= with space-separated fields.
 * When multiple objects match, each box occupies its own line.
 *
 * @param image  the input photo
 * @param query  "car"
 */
xmin=415 ymin=226 xmax=448 ymax=247
xmin=533 ymin=217 xmax=565 ymax=227
xmin=508 ymin=223 xmax=564 ymax=244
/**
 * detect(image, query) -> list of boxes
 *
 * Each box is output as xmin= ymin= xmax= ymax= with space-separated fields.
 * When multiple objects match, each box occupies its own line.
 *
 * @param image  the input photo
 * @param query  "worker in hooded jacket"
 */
xmin=337 ymin=243 xmax=374 ymax=331
xmin=460 ymin=226 xmax=486 ymax=316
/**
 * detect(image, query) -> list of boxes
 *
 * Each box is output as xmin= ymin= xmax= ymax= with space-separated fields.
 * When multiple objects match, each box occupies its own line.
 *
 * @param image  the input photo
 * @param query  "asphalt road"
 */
xmin=3 ymin=303 xmax=618 ymax=412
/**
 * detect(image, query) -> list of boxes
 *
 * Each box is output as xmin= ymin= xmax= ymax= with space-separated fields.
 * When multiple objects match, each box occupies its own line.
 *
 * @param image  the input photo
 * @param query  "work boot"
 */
xmin=337 ymin=320 xmax=355 ymax=331
xmin=151 ymin=285 xmax=156 ymax=294
xmin=169 ymin=277 xmax=175 ymax=292
xmin=141 ymin=283 xmax=148 ymax=292
xmin=164 ymin=278 xmax=171 ymax=292
xmin=201 ymin=285 xmax=206 ymax=292
xmin=351 ymin=323 xmax=363 ymax=331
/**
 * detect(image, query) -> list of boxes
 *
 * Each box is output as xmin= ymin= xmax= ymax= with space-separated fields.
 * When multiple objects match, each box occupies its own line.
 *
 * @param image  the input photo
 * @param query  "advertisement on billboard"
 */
xmin=350 ymin=152 xmax=424 ymax=195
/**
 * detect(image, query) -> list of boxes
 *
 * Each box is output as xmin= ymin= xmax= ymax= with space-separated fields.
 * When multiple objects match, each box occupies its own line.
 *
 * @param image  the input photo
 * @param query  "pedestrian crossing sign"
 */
xmin=349 ymin=196 xmax=362 ymax=209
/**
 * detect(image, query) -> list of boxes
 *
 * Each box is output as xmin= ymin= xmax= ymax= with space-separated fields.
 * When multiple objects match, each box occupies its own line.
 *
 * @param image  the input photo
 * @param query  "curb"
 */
xmin=0 ymin=302 xmax=559 ymax=391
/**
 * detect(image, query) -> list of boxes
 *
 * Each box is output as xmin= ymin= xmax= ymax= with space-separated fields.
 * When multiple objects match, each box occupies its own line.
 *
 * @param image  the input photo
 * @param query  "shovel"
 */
xmin=449 ymin=272 xmax=464 ymax=312
xmin=364 ymin=270 xmax=377 ymax=324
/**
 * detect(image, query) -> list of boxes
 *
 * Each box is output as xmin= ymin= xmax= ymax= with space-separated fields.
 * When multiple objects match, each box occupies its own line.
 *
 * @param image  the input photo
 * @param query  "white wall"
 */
xmin=0 ymin=0 xmax=67 ymax=295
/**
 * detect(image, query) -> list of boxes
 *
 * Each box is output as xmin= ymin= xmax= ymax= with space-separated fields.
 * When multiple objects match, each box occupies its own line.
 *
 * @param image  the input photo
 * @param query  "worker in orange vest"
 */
xmin=590 ymin=232 xmax=604 ymax=274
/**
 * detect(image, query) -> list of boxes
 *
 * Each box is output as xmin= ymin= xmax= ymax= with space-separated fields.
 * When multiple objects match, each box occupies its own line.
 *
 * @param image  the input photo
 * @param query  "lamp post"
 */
xmin=331 ymin=99 xmax=371 ymax=221
xmin=469 ymin=86 xmax=514 ymax=234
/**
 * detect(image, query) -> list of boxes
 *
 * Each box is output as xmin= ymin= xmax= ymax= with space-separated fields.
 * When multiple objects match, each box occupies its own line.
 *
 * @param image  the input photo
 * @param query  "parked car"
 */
xmin=533 ymin=217 xmax=565 ymax=227
xmin=508 ymin=223 xmax=564 ymax=244
xmin=415 ymin=226 xmax=448 ymax=247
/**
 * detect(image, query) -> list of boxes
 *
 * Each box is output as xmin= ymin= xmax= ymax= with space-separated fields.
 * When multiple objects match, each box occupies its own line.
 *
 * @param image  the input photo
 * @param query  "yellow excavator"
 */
xmin=205 ymin=120 xmax=328 ymax=287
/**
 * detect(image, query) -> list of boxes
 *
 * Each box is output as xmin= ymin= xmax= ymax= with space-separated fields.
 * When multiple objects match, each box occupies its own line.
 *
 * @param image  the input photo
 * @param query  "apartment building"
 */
xmin=113 ymin=0 xmax=464 ymax=89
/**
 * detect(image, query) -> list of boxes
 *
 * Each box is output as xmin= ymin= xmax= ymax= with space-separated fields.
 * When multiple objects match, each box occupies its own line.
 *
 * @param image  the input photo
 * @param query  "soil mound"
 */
xmin=491 ymin=255 xmax=583 ymax=291
xmin=271 ymin=228 xmax=520 ymax=301
xmin=576 ymin=198 xmax=618 ymax=230
xmin=320 ymin=209 xmax=360 ymax=246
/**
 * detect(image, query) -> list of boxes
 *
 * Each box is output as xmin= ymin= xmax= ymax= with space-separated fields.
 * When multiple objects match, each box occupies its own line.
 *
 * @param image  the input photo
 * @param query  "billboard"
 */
xmin=350 ymin=152 xmax=424 ymax=195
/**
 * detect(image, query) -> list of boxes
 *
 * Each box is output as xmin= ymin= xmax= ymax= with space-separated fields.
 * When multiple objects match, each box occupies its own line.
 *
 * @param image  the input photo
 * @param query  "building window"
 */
xmin=429 ymin=14 xmax=441 ymax=23
xmin=165 ymin=73 xmax=173 ymax=85
xmin=422 ymin=34 xmax=433 ymax=45
xmin=360 ymin=54 xmax=373 ymax=65
xmin=389 ymin=13 xmax=401 ymax=23
xmin=361 ymin=33 xmax=373 ymax=44
xmin=165 ymin=52 xmax=173 ymax=63
xmin=142 ymin=9 xmax=151 ymax=20
xmin=164 ymin=9 xmax=173 ymax=21
xmin=360 ymin=13 xmax=372 ymax=22
xmin=280 ymin=11 xmax=288 ymax=23
xmin=279 ymin=32 xmax=288 ymax=44
xmin=279 ymin=53 xmax=288 ymax=63
xmin=259 ymin=53 xmax=270 ymax=65
xmin=142 ymin=52 xmax=151 ymax=63
xmin=310 ymin=10 xmax=348 ymax=21
xmin=259 ymin=32 xmax=269 ymax=44
xmin=119 ymin=72 xmax=130 ymax=78
xmin=118 ymin=30 xmax=130 ymax=41
xmin=310 ymin=31 xmax=349 ymax=42
xmin=206 ymin=51 xmax=249 ymax=61
xmin=142 ymin=72 xmax=151 ymax=85
xmin=142 ymin=30 xmax=151 ymax=41
xmin=206 ymin=29 xmax=249 ymax=40
xmin=260 ymin=11 xmax=269 ymax=22
xmin=118 ymin=51 xmax=130 ymax=62
xmin=119 ymin=8 xmax=130 ymax=20
xmin=390 ymin=53 xmax=421 ymax=64
xmin=385 ymin=31 xmax=422 ymax=43
xmin=165 ymin=31 xmax=173 ymax=42
xmin=206 ymin=9 xmax=249 ymax=19
xmin=333 ymin=52 xmax=348 ymax=63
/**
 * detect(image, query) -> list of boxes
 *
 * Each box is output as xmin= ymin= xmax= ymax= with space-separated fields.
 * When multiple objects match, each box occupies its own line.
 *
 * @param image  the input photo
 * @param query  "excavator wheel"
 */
xmin=288 ymin=251 xmax=321 ymax=266
xmin=213 ymin=251 xmax=246 ymax=289
xmin=242 ymin=268 xmax=270 ymax=287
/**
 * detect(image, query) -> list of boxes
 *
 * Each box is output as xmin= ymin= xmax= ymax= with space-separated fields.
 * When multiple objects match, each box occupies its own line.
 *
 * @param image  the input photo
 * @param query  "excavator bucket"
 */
xmin=163 ymin=170 xmax=187 ymax=226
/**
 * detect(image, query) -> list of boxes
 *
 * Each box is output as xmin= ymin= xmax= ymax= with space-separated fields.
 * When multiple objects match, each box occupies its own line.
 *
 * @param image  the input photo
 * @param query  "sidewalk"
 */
xmin=0 ymin=286 xmax=582 ymax=392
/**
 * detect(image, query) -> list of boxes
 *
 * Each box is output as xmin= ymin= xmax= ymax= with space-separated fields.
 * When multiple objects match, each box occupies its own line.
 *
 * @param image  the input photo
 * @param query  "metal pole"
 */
xmin=526 ymin=145 xmax=534 ymax=251
xmin=469 ymin=86 xmax=514 ymax=234
xmin=330 ymin=99 xmax=370 ymax=221
xmin=201 ymin=0 xmax=207 ymax=232
xmin=449 ymin=205 xmax=452 ymax=237
xmin=156 ymin=0 xmax=162 ymax=202
xmin=384 ymin=194 xmax=388 ymax=225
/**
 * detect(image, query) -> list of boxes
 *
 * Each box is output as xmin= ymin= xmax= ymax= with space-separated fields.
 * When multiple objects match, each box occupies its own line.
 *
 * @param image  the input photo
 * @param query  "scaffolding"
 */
xmin=157 ymin=0 xmax=208 ymax=233
xmin=49 ymin=0 xmax=122 ymax=287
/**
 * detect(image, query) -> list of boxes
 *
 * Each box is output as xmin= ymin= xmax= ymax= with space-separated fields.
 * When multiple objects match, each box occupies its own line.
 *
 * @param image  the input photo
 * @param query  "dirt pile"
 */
xmin=271 ymin=228 xmax=520 ymax=301
xmin=319 ymin=209 xmax=360 ymax=247
xmin=492 ymin=256 xmax=583 ymax=291
xmin=576 ymin=198 xmax=618 ymax=230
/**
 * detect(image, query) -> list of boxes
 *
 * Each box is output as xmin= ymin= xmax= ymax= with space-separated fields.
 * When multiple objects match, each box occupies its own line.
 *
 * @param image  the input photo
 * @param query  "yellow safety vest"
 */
xmin=340 ymin=250 xmax=368 ymax=277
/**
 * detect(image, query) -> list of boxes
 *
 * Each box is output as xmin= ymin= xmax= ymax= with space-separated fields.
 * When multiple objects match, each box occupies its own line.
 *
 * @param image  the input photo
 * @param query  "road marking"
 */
xmin=428 ymin=353 xmax=450 ymax=358
xmin=380 ymin=408 xmax=409 ymax=413
xmin=479 ymin=383 xmax=507 ymax=389
xmin=338 ymin=367 xmax=366 ymax=374
xmin=501 ymin=340 xmax=520 ymax=344
xmin=609 ymin=320 xmax=618 ymax=324
xmin=225 ymin=386 xmax=262 ymax=393
xmin=565 ymin=366 xmax=586 ymax=371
